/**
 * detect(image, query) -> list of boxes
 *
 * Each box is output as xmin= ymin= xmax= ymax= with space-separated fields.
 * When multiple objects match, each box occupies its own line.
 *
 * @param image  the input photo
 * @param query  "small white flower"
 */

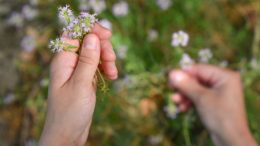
xmin=29 ymin=0 xmax=38 ymax=6
xmin=7 ymin=12 xmax=24 ymax=28
xmin=22 ymin=5 xmax=38 ymax=20
xmin=163 ymin=105 xmax=179 ymax=119
xmin=148 ymin=29 xmax=158 ymax=42
xmin=117 ymin=45 xmax=128 ymax=59
xmin=112 ymin=1 xmax=129 ymax=17
xmin=156 ymin=0 xmax=173 ymax=10
xmin=49 ymin=38 xmax=65 ymax=53
xmin=58 ymin=5 xmax=75 ymax=25
xmin=148 ymin=134 xmax=163 ymax=145
xmin=89 ymin=0 xmax=106 ymax=14
xmin=179 ymin=53 xmax=194 ymax=69
xmin=21 ymin=35 xmax=36 ymax=52
xmin=219 ymin=60 xmax=228 ymax=67
xmin=250 ymin=58 xmax=259 ymax=70
xmin=99 ymin=19 xmax=112 ymax=30
xmin=198 ymin=48 xmax=213 ymax=63
xmin=171 ymin=30 xmax=189 ymax=47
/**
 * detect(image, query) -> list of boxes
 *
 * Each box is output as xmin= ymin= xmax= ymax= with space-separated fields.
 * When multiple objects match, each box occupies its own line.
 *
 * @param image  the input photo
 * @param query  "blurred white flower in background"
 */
xmin=29 ymin=0 xmax=38 ymax=6
xmin=22 ymin=5 xmax=39 ymax=20
xmin=89 ymin=0 xmax=106 ymax=14
xmin=148 ymin=29 xmax=158 ymax=42
xmin=198 ymin=48 xmax=213 ymax=63
xmin=3 ymin=93 xmax=16 ymax=105
xmin=163 ymin=105 xmax=179 ymax=119
xmin=219 ymin=60 xmax=228 ymax=67
xmin=78 ymin=0 xmax=90 ymax=11
xmin=112 ymin=1 xmax=129 ymax=17
xmin=156 ymin=0 xmax=173 ymax=10
xmin=250 ymin=58 xmax=259 ymax=70
xmin=21 ymin=35 xmax=36 ymax=52
xmin=179 ymin=53 xmax=194 ymax=69
xmin=171 ymin=30 xmax=189 ymax=47
xmin=99 ymin=19 xmax=112 ymax=30
xmin=117 ymin=45 xmax=128 ymax=59
xmin=148 ymin=134 xmax=163 ymax=145
xmin=7 ymin=12 xmax=24 ymax=28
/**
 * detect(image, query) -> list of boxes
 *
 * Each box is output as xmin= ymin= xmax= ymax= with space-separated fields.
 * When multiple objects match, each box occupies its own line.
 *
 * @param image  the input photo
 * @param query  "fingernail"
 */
xmin=170 ymin=71 xmax=186 ymax=83
xmin=83 ymin=35 xmax=97 ymax=50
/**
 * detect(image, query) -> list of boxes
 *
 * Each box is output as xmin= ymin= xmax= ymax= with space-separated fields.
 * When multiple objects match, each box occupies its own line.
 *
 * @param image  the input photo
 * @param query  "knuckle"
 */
xmin=78 ymin=55 xmax=96 ymax=65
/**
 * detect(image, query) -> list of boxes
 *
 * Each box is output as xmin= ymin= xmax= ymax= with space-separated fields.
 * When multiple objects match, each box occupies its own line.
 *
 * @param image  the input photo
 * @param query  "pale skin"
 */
xmin=39 ymin=24 xmax=258 ymax=146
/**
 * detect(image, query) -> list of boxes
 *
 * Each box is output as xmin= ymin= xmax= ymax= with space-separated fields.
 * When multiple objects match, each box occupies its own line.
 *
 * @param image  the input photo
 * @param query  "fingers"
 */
xmin=71 ymin=34 xmax=101 ymax=86
xmin=169 ymin=70 xmax=210 ymax=104
xmin=183 ymin=64 xmax=234 ymax=88
xmin=92 ymin=23 xmax=118 ymax=80
xmin=172 ymin=93 xmax=192 ymax=112
xmin=50 ymin=35 xmax=80 ymax=89
xmin=100 ymin=40 xmax=118 ymax=80
xmin=92 ymin=23 xmax=112 ymax=40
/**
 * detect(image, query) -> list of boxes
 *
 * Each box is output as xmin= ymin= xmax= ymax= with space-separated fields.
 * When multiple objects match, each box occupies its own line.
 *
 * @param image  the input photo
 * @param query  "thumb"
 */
xmin=169 ymin=70 xmax=210 ymax=104
xmin=71 ymin=34 xmax=101 ymax=85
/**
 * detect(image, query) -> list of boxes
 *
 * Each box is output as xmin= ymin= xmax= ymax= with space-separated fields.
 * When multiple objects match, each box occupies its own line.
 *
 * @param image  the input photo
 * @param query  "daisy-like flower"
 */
xmin=99 ymin=19 xmax=112 ymax=30
xmin=112 ymin=1 xmax=129 ymax=17
xmin=179 ymin=53 xmax=194 ymax=69
xmin=156 ymin=0 xmax=173 ymax=10
xmin=198 ymin=48 xmax=213 ymax=63
xmin=171 ymin=30 xmax=189 ymax=47
xmin=58 ymin=5 xmax=75 ymax=25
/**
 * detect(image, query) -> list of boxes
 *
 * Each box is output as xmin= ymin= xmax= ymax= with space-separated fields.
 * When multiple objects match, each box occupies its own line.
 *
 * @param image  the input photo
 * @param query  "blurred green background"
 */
xmin=0 ymin=0 xmax=259 ymax=146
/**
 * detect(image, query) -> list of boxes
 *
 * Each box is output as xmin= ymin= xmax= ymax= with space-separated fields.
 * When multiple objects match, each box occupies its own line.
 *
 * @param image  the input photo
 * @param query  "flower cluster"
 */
xmin=171 ymin=30 xmax=189 ymax=47
xmin=49 ymin=5 xmax=97 ymax=52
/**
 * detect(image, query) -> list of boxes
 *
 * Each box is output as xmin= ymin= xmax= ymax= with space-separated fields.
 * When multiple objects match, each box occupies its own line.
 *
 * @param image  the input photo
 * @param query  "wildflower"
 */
xmin=112 ymin=1 xmax=129 ymax=17
xmin=156 ymin=0 xmax=173 ymax=10
xmin=99 ymin=19 xmax=112 ymax=30
xmin=148 ymin=29 xmax=158 ymax=42
xmin=179 ymin=53 xmax=194 ymax=69
xmin=58 ymin=5 xmax=75 ymax=25
xmin=7 ymin=12 xmax=24 ymax=28
xmin=250 ymin=58 xmax=259 ymax=70
xmin=148 ymin=134 xmax=163 ymax=145
xmin=219 ymin=60 xmax=228 ymax=67
xmin=117 ymin=45 xmax=128 ymax=59
xmin=21 ymin=35 xmax=36 ymax=52
xmin=163 ymin=104 xmax=179 ymax=119
xmin=198 ymin=48 xmax=213 ymax=63
xmin=88 ymin=0 xmax=106 ymax=14
xmin=29 ymin=0 xmax=38 ymax=6
xmin=49 ymin=38 xmax=65 ymax=53
xmin=22 ymin=5 xmax=38 ymax=20
xmin=171 ymin=30 xmax=189 ymax=47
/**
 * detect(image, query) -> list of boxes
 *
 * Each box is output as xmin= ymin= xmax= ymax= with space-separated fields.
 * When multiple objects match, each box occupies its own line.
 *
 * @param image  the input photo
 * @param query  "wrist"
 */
xmin=212 ymin=126 xmax=257 ymax=146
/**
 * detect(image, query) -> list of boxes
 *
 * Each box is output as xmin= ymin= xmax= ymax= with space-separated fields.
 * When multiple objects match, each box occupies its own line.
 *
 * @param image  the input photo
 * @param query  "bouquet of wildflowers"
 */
xmin=49 ymin=5 xmax=108 ymax=92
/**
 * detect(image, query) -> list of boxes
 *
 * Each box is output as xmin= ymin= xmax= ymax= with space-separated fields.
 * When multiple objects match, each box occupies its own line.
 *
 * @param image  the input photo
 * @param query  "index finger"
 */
xmin=92 ymin=23 xmax=112 ymax=40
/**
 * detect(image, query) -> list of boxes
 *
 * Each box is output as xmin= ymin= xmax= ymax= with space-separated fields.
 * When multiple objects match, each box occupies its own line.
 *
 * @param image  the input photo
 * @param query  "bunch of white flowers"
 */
xmin=171 ymin=30 xmax=189 ymax=47
xmin=49 ymin=5 xmax=98 ymax=52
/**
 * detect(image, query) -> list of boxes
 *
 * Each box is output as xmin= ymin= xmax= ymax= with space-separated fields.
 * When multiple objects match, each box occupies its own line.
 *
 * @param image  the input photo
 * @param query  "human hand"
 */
xmin=39 ymin=24 xmax=117 ymax=146
xmin=169 ymin=64 xmax=258 ymax=146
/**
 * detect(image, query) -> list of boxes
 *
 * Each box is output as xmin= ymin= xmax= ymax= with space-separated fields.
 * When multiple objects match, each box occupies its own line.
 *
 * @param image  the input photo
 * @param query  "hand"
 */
xmin=169 ymin=64 xmax=258 ymax=146
xmin=39 ymin=24 xmax=118 ymax=146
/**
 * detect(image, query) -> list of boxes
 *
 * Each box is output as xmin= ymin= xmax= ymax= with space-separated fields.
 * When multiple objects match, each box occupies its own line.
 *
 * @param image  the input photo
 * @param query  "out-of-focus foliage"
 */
xmin=0 ymin=0 xmax=259 ymax=146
